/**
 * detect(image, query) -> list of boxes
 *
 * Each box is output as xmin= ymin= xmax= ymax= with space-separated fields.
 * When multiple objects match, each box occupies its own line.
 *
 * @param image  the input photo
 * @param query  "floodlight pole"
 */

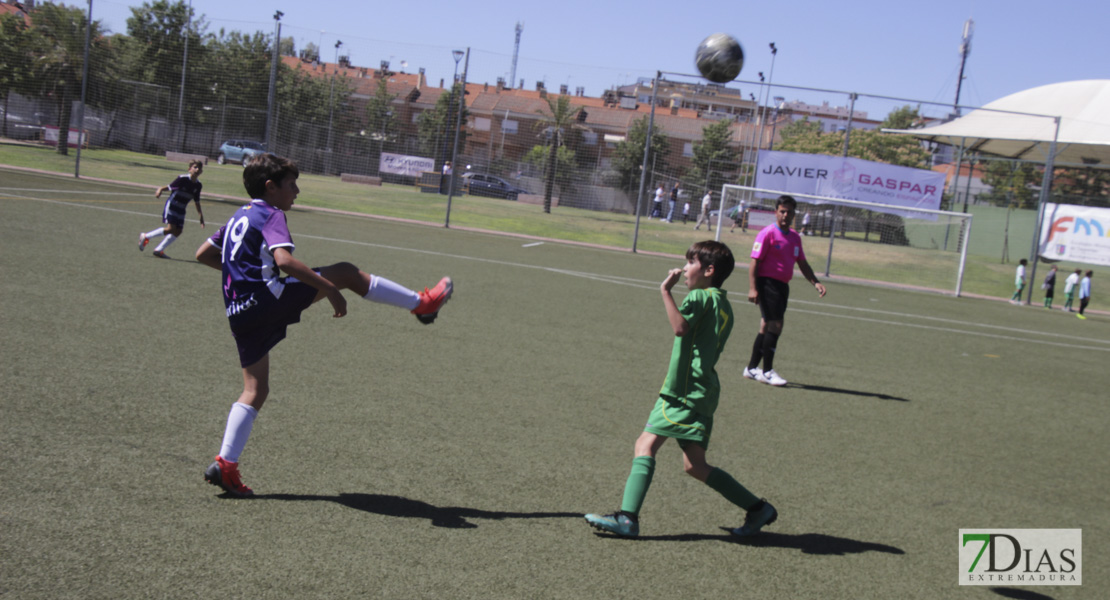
xmin=631 ymin=71 xmax=660 ymax=253
xmin=824 ymin=92 xmax=857 ymax=277
xmin=445 ymin=48 xmax=469 ymax=228
xmin=265 ymin=11 xmax=282 ymax=152
xmin=1025 ymin=116 xmax=1062 ymax=304
xmin=177 ymin=0 xmax=192 ymax=152
xmin=74 ymin=0 xmax=93 ymax=178
xmin=325 ymin=39 xmax=342 ymax=174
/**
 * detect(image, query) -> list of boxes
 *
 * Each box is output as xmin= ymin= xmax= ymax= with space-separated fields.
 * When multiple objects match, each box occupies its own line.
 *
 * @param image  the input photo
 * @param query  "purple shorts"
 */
xmin=229 ymin=279 xmax=318 ymax=367
xmin=162 ymin=195 xmax=188 ymax=228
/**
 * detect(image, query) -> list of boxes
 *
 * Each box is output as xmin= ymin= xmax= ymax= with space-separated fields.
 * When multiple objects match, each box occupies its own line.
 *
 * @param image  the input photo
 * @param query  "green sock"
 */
xmin=705 ymin=467 xmax=760 ymax=511
xmin=619 ymin=456 xmax=656 ymax=515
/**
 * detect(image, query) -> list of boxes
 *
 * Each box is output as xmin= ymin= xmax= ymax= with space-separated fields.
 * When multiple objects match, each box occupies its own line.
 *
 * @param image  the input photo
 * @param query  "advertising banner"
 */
xmin=379 ymin=152 xmax=434 ymax=178
xmin=42 ymin=126 xmax=86 ymax=148
xmin=756 ymin=150 xmax=945 ymax=218
xmin=1040 ymin=203 xmax=1110 ymax=266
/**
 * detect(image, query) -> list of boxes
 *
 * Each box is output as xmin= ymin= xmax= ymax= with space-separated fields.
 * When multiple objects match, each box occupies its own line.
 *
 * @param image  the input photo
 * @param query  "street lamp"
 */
xmin=325 ymin=40 xmax=342 ymax=173
xmin=440 ymin=50 xmax=464 ymax=188
xmin=769 ymin=96 xmax=785 ymax=150
xmin=265 ymin=11 xmax=282 ymax=151
xmin=756 ymin=43 xmax=777 ymax=153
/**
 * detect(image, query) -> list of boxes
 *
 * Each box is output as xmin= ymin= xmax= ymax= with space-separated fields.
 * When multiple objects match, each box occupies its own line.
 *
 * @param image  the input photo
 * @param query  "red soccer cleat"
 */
xmin=411 ymin=276 xmax=453 ymax=324
xmin=204 ymin=456 xmax=254 ymax=498
xmin=138 ymin=233 xmax=149 ymax=251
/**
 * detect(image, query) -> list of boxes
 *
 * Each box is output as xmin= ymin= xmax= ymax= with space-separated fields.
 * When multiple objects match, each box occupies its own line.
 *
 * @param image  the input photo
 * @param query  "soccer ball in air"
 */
xmin=695 ymin=33 xmax=744 ymax=83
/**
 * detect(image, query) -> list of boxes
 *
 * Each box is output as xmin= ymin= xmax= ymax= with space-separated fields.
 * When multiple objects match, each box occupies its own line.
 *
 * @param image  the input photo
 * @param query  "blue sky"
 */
xmin=90 ymin=0 xmax=1110 ymax=121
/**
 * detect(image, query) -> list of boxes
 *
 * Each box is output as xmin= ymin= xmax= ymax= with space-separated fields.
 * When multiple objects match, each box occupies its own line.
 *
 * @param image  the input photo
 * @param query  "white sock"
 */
xmin=218 ymin=402 xmax=258 ymax=463
xmin=144 ymin=227 xmax=166 ymax=239
xmin=154 ymin=234 xmax=176 ymax=252
xmin=363 ymin=275 xmax=420 ymax=310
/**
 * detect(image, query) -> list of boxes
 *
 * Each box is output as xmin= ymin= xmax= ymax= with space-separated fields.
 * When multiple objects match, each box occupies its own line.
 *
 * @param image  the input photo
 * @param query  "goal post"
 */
xmin=716 ymin=184 xmax=975 ymax=296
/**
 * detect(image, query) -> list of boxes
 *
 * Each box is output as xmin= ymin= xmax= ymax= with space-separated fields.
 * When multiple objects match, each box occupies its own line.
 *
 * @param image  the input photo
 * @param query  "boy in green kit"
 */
xmin=585 ymin=240 xmax=777 ymax=538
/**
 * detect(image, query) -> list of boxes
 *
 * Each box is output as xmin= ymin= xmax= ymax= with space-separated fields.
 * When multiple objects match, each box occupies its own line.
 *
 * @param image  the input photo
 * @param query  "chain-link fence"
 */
xmin=2 ymin=2 xmax=1108 ymax=299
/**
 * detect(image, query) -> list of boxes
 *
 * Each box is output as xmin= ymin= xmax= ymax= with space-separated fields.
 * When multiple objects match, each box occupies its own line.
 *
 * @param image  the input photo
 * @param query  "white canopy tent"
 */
xmin=883 ymin=79 xmax=1110 ymax=167
xmin=883 ymin=80 xmax=1110 ymax=301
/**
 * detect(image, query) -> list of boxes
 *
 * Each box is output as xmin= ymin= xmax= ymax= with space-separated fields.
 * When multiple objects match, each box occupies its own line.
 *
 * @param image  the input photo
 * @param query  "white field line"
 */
xmin=9 ymin=192 xmax=1107 ymax=352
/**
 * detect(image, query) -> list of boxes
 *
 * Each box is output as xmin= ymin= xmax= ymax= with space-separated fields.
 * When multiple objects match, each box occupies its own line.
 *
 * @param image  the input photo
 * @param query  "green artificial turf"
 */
xmin=1 ymin=166 xmax=1107 ymax=599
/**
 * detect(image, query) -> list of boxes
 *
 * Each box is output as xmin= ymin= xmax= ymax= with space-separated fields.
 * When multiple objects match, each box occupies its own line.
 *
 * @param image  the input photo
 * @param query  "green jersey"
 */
xmin=659 ymin=287 xmax=733 ymax=416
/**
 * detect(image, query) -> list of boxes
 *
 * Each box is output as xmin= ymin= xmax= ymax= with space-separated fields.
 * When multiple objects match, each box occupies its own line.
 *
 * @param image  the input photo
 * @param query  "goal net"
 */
xmin=717 ymin=185 xmax=975 ymax=296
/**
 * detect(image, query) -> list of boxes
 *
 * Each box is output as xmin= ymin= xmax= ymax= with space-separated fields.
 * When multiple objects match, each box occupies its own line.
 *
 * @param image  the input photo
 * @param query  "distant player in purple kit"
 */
xmin=743 ymin=195 xmax=826 ymax=387
xmin=138 ymin=160 xmax=206 ymax=258
xmin=195 ymin=153 xmax=453 ymax=498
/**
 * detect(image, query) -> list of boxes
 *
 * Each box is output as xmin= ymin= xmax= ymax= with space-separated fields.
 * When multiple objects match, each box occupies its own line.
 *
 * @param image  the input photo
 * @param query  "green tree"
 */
xmin=980 ymin=159 xmax=1037 ymax=209
xmin=204 ymin=29 xmax=274 ymax=139
xmin=275 ymin=65 xmax=346 ymax=145
xmin=611 ymin=115 xmax=670 ymax=195
xmin=776 ymin=107 xmax=929 ymax=169
xmin=524 ymin=143 xmax=576 ymax=192
xmin=30 ymin=2 xmax=107 ymax=155
xmin=364 ymin=76 xmax=398 ymax=171
xmin=417 ymin=82 xmax=468 ymax=166
xmin=125 ymin=0 xmax=211 ymax=147
xmin=1053 ymin=165 xmax=1110 ymax=207
xmin=0 ymin=12 xmax=34 ymax=138
xmin=125 ymin=1 xmax=207 ymax=105
xmin=882 ymin=104 xmax=920 ymax=129
xmin=687 ymin=119 xmax=739 ymax=195
xmin=534 ymin=95 xmax=585 ymax=213
xmin=777 ymin=116 xmax=821 ymax=140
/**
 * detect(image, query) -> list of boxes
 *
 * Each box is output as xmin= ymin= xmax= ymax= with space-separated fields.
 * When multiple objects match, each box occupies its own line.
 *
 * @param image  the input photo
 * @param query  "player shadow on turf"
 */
xmin=785 ymin=382 xmax=910 ymax=402
xmin=989 ymin=587 xmax=1057 ymax=600
xmin=261 ymin=493 xmax=581 ymax=528
xmin=599 ymin=529 xmax=904 ymax=556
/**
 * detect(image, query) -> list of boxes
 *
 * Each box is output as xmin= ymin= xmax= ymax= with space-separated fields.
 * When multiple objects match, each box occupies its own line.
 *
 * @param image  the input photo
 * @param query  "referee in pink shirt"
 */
xmin=742 ymin=195 xmax=827 ymax=386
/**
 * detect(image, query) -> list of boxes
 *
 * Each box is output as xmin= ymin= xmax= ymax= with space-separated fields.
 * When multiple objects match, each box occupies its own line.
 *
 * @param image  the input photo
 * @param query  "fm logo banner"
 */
xmin=1040 ymin=203 xmax=1110 ymax=267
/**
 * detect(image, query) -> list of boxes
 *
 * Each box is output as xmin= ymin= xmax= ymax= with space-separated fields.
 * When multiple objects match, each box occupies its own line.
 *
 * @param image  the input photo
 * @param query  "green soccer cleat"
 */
xmin=584 ymin=512 xmax=639 ymax=537
xmin=731 ymin=500 xmax=777 ymax=537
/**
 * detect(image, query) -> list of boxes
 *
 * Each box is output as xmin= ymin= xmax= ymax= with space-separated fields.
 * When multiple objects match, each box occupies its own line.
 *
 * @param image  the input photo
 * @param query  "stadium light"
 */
xmin=325 ymin=40 xmax=343 ymax=173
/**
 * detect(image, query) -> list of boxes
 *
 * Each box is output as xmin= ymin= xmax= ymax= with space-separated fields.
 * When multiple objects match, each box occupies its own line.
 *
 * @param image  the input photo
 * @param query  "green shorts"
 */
xmin=644 ymin=396 xmax=714 ymax=450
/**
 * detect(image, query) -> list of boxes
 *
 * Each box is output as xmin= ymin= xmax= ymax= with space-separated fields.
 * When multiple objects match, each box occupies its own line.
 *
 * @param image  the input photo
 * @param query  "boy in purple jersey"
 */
xmin=742 ymin=195 xmax=826 ymax=387
xmin=195 ymin=153 xmax=453 ymax=497
xmin=138 ymin=160 xmax=206 ymax=258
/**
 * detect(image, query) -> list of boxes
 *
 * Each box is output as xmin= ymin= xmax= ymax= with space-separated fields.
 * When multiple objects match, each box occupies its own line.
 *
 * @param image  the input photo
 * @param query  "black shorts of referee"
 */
xmin=756 ymin=276 xmax=790 ymax=322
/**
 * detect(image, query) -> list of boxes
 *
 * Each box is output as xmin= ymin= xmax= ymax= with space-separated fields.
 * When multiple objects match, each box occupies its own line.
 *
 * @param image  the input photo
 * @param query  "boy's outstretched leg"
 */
xmin=314 ymin=263 xmax=453 ymax=324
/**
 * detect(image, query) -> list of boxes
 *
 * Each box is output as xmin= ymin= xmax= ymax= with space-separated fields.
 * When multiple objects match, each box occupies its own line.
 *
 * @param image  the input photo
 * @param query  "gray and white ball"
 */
xmin=695 ymin=33 xmax=744 ymax=83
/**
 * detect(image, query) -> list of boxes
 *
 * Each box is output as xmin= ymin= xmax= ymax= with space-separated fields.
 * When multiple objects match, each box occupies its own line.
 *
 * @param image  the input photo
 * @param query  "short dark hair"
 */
xmin=776 ymin=195 xmax=797 ymax=210
xmin=1085 ymin=270 xmax=1094 ymax=277
xmin=1019 ymin=258 xmax=1028 ymax=265
xmin=244 ymin=153 xmax=299 ymax=199
xmin=188 ymin=159 xmax=204 ymax=170
xmin=687 ymin=240 xmax=735 ymax=288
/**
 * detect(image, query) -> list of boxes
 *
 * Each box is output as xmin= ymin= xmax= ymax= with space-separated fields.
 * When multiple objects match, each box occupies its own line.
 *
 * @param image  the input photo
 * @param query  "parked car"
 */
xmin=217 ymin=140 xmax=266 ymax=165
xmin=461 ymin=172 xmax=529 ymax=201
